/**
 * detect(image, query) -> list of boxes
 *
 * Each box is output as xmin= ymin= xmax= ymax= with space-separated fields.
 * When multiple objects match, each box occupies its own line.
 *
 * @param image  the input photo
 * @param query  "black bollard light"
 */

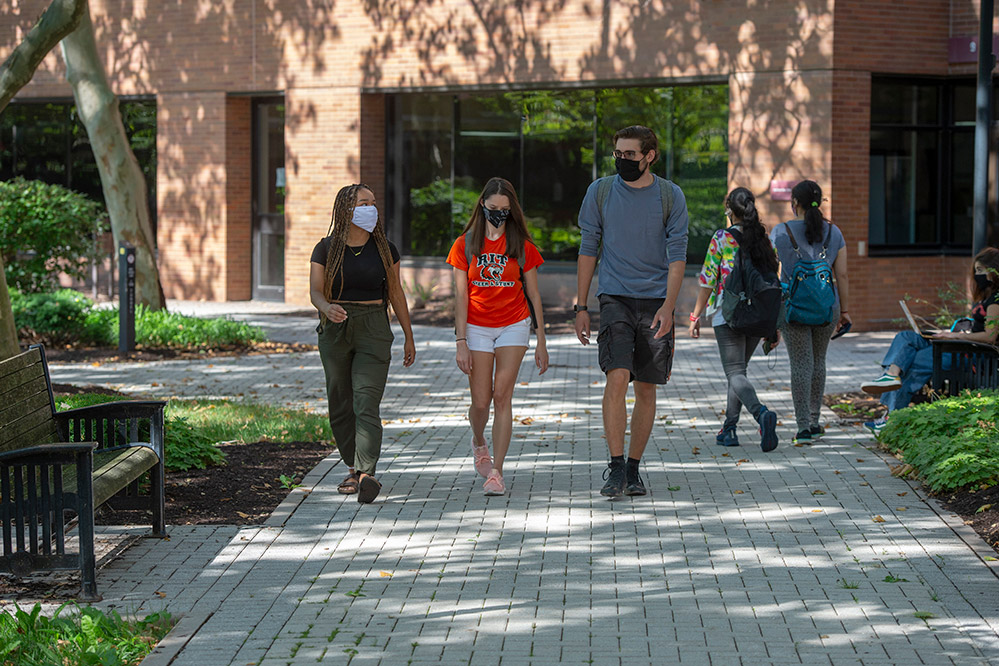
xmin=118 ymin=242 xmax=136 ymax=354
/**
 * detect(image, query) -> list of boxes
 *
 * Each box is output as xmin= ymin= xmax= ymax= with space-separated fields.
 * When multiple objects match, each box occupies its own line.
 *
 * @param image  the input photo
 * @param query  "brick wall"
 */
xmin=1 ymin=1 xmax=988 ymax=320
xmin=225 ymin=97 xmax=252 ymax=300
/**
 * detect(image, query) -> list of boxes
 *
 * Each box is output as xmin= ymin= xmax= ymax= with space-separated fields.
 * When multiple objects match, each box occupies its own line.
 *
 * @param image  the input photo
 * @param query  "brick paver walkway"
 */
xmin=43 ymin=315 xmax=999 ymax=665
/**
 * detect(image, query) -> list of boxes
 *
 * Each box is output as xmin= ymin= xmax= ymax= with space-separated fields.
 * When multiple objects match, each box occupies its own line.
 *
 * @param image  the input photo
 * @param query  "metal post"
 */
xmin=118 ymin=243 xmax=135 ymax=354
xmin=973 ymin=0 xmax=995 ymax=256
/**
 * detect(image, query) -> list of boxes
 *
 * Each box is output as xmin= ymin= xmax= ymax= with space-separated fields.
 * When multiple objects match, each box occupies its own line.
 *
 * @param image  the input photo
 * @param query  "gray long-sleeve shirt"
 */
xmin=578 ymin=174 xmax=689 ymax=299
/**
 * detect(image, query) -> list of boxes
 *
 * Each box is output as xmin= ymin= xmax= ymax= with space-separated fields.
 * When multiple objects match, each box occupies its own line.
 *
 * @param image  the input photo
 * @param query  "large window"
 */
xmin=386 ymin=85 xmax=729 ymax=262
xmin=869 ymin=78 xmax=981 ymax=252
xmin=0 ymin=99 xmax=158 ymax=236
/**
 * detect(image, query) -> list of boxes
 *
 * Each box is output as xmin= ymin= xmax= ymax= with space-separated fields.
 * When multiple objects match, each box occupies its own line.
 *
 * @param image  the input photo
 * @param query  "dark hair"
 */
xmin=791 ymin=179 xmax=826 ymax=244
xmin=725 ymin=187 xmax=778 ymax=274
xmin=972 ymin=246 xmax=999 ymax=302
xmin=323 ymin=184 xmax=396 ymax=303
xmin=613 ymin=125 xmax=659 ymax=164
xmin=460 ymin=177 xmax=533 ymax=261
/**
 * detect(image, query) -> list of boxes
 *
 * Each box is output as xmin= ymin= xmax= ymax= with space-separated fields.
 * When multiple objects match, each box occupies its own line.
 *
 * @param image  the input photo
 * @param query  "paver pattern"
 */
xmin=40 ymin=309 xmax=999 ymax=665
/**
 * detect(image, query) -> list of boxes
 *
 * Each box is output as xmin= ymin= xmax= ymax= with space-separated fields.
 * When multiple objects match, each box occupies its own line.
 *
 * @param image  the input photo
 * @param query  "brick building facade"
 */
xmin=3 ymin=0 xmax=997 ymax=328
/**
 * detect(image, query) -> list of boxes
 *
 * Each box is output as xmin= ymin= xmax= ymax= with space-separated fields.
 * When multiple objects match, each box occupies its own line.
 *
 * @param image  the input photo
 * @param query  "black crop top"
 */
xmin=971 ymin=293 xmax=999 ymax=333
xmin=310 ymin=237 xmax=401 ymax=302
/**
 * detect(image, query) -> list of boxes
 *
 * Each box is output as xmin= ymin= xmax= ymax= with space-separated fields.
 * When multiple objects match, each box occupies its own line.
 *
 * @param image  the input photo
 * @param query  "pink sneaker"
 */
xmin=483 ymin=469 xmax=505 ymax=496
xmin=471 ymin=436 xmax=492 ymax=478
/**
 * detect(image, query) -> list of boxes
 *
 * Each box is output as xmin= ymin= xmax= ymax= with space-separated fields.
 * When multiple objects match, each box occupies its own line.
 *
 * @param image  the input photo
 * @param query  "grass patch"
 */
xmin=0 ymin=603 xmax=172 ymax=666
xmin=56 ymin=395 xmax=333 ymax=472
xmin=879 ymin=390 xmax=999 ymax=493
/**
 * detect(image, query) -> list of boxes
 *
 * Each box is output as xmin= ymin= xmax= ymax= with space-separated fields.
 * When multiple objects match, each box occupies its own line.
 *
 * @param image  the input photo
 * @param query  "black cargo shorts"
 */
xmin=597 ymin=294 xmax=675 ymax=384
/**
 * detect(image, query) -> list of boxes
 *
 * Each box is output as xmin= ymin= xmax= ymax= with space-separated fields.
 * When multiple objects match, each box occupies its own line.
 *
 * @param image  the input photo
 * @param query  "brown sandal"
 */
xmin=337 ymin=471 xmax=359 ymax=495
xmin=357 ymin=474 xmax=382 ymax=504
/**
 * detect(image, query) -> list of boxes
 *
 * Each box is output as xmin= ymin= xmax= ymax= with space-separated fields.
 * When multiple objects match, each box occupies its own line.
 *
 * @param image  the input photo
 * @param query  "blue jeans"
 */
xmin=714 ymin=324 xmax=764 ymax=429
xmin=880 ymin=331 xmax=951 ymax=412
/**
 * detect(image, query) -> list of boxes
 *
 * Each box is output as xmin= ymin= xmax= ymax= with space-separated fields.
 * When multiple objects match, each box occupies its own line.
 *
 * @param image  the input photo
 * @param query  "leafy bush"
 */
xmin=10 ymin=289 xmax=265 ymax=349
xmin=0 ymin=177 xmax=109 ymax=293
xmin=0 ymin=603 xmax=171 ymax=666
xmin=879 ymin=390 xmax=999 ymax=492
xmin=9 ymin=288 xmax=105 ymax=345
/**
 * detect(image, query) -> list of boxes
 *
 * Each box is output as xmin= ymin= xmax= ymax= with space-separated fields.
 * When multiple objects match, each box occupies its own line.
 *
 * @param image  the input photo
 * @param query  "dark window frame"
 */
xmin=868 ymin=76 xmax=985 ymax=257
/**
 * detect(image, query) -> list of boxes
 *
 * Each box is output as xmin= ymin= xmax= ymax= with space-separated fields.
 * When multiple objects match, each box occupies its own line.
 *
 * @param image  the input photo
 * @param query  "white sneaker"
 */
xmin=861 ymin=373 xmax=901 ymax=395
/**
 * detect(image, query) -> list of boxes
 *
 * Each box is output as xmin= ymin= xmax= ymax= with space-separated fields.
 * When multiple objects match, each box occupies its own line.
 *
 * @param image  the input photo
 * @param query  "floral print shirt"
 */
xmin=698 ymin=228 xmax=740 ymax=317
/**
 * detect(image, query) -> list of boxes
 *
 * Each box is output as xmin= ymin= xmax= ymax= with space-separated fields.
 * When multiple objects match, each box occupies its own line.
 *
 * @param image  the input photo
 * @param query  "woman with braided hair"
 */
xmin=310 ymin=184 xmax=416 ymax=504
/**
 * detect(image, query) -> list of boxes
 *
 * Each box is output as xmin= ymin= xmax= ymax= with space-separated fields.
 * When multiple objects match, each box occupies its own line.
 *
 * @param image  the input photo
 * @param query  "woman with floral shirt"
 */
xmin=688 ymin=187 xmax=780 ymax=452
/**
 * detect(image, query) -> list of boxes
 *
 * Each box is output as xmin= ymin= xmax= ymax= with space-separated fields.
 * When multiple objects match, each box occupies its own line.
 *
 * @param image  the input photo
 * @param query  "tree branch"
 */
xmin=0 ymin=0 xmax=88 ymax=113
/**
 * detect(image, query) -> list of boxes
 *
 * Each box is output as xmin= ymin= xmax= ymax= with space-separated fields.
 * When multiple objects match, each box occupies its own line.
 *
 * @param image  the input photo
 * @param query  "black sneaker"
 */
xmin=625 ymin=466 xmax=647 ymax=496
xmin=600 ymin=461 xmax=626 ymax=497
xmin=809 ymin=424 xmax=825 ymax=439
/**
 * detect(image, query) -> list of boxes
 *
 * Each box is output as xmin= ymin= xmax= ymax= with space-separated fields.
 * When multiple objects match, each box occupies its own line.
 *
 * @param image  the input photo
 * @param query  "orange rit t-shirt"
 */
xmin=446 ymin=234 xmax=544 ymax=328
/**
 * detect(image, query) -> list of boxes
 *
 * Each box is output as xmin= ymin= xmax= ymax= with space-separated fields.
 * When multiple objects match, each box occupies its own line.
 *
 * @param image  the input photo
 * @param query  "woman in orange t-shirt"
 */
xmin=446 ymin=177 xmax=548 ymax=496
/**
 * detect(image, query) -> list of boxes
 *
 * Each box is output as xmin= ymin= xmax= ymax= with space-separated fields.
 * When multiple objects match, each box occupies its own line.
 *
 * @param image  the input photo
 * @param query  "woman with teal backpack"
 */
xmin=770 ymin=180 xmax=852 ymax=445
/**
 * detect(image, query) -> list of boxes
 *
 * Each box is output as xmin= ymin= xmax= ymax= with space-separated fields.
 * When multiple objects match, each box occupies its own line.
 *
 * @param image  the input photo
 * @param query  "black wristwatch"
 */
xmin=573 ymin=304 xmax=588 ymax=313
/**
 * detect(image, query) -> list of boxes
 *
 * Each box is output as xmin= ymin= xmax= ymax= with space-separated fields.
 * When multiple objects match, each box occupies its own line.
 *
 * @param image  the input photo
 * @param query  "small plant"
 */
xmin=279 ymin=474 xmax=302 ymax=490
xmin=403 ymin=278 xmax=441 ymax=309
xmin=839 ymin=579 xmax=860 ymax=589
xmin=913 ymin=610 xmax=936 ymax=620
xmin=882 ymin=574 xmax=909 ymax=583
xmin=345 ymin=583 xmax=365 ymax=598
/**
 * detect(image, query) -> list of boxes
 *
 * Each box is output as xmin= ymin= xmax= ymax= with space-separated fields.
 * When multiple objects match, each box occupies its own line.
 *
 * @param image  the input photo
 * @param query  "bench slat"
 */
xmin=0 ymin=347 xmax=42 ymax=383
xmin=0 ymin=407 xmax=59 ymax=454
xmin=61 ymin=447 xmax=160 ymax=508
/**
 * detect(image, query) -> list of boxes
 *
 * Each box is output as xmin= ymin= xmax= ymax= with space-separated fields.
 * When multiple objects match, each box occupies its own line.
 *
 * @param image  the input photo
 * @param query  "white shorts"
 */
xmin=466 ymin=317 xmax=531 ymax=353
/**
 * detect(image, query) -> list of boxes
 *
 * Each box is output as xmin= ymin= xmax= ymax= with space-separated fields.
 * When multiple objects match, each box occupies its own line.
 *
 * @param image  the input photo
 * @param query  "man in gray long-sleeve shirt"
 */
xmin=574 ymin=125 xmax=689 ymax=498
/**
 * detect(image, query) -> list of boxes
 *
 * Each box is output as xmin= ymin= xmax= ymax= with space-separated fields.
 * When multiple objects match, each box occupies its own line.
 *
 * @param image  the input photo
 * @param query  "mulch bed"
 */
xmin=94 ymin=440 xmax=334 ymax=527
xmin=42 ymin=340 xmax=317 ymax=364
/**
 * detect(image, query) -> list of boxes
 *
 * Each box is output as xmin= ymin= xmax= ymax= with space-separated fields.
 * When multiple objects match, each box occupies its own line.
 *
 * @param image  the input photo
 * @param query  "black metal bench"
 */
xmin=0 ymin=345 xmax=166 ymax=601
xmin=931 ymin=339 xmax=999 ymax=395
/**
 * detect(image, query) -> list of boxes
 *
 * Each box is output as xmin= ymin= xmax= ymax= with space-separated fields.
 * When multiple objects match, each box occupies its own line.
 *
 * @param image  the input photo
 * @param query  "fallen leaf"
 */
xmin=691 ymin=447 xmax=701 ymax=455
xmin=812 ymin=490 xmax=826 ymax=495
xmin=812 ymin=509 xmax=823 ymax=513
xmin=520 ymin=417 xmax=534 ymax=425
xmin=985 ymin=556 xmax=998 ymax=562
xmin=237 ymin=511 xmax=250 ymax=518
xmin=896 ymin=507 xmax=907 ymax=511
xmin=738 ymin=459 xmax=749 ymax=463
xmin=155 ymin=591 xmax=167 ymax=598
xmin=859 ymin=482 xmax=870 ymax=486
xmin=897 ymin=492 xmax=908 ymax=497
xmin=856 ymin=458 xmax=865 ymax=462
xmin=733 ymin=490 xmax=744 ymax=495
xmin=872 ymin=515 xmax=886 ymax=523
xmin=379 ymin=571 xmax=393 ymax=577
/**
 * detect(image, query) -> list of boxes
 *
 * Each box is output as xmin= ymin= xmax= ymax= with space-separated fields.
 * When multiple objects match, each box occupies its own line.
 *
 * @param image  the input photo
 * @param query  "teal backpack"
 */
xmin=782 ymin=222 xmax=837 ymax=327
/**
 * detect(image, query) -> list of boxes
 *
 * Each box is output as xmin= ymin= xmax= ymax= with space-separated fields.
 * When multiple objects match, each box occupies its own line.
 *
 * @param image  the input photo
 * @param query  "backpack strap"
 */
xmin=594 ymin=175 xmax=674 ymax=229
xmin=784 ymin=222 xmax=803 ymax=257
xmin=819 ymin=222 xmax=834 ymax=259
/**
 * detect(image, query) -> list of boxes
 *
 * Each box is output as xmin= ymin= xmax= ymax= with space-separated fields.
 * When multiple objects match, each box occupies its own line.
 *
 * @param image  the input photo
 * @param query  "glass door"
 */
xmin=252 ymin=98 xmax=285 ymax=300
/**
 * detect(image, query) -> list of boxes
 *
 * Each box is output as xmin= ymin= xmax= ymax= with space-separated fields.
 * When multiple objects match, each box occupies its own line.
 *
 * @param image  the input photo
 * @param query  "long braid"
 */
xmin=323 ymin=183 xmax=397 ymax=309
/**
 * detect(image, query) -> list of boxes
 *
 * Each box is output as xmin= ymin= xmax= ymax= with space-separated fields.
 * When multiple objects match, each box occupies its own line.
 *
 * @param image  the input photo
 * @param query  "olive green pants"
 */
xmin=317 ymin=303 xmax=393 ymax=476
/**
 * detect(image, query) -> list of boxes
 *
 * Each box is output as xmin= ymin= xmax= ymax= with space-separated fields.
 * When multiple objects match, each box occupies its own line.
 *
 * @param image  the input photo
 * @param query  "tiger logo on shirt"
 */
xmin=471 ymin=253 xmax=516 ymax=288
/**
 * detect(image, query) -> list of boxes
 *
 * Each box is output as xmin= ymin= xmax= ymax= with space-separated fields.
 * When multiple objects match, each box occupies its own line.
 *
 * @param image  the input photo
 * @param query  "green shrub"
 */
xmin=0 ymin=177 xmax=109 ymax=293
xmin=879 ymin=390 xmax=999 ymax=492
xmin=10 ymin=289 xmax=265 ymax=349
xmin=9 ymin=288 xmax=106 ymax=345
xmin=0 ymin=603 xmax=171 ymax=666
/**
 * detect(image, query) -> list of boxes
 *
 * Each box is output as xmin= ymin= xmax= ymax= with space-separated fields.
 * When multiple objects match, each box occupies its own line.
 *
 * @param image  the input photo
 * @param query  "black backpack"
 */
xmin=720 ymin=227 xmax=783 ymax=339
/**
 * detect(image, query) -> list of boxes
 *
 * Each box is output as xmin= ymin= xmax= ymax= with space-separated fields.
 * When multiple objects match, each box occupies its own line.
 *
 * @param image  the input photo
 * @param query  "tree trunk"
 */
xmin=0 ymin=254 xmax=19 ymax=359
xmin=61 ymin=4 xmax=163 ymax=310
xmin=0 ymin=0 xmax=87 ymax=113
xmin=0 ymin=0 xmax=89 ymax=359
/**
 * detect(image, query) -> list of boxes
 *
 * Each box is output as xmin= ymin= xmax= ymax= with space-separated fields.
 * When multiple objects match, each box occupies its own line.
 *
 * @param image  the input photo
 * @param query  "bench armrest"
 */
xmin=56 ymin=400 xmax=166 ymax=421
xmin=930 ymin=339 xmax=999 ymax=354
xmin=0 ymin=441 xmax=96 ymax=464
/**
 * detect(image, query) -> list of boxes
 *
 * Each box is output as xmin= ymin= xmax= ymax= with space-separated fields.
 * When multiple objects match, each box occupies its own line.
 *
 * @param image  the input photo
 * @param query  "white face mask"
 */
xmin=352 ymin=205 xmax=378 ymax=232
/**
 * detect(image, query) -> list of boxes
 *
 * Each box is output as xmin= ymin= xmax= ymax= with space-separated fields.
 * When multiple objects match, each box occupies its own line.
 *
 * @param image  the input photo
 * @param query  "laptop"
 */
xmin=899 ymin=300 xmax=942 ymax=338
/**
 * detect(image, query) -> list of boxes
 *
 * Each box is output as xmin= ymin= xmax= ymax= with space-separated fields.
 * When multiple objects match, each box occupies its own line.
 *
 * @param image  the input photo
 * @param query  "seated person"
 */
xmin=861 ymin=248 xmax=999 ymax=435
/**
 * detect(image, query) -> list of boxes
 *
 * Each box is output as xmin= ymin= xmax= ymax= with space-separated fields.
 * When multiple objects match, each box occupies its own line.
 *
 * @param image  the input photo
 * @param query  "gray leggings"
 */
xmin=714 ymin=324 xmax=763 ymax=430
xmin=780 ymin=309 xmax=838 ymax=432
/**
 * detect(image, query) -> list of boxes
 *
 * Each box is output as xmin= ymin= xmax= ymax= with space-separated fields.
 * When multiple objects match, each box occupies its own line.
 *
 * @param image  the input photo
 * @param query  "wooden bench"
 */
xmin=0 ymin=345 xmax=166 ymax=601
xmin=931 ymin=339 xmax=999 ymax=395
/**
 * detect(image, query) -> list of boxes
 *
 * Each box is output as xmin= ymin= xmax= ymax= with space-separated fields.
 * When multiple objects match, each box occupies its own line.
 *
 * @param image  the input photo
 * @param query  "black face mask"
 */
xmin=975 ymin=273 xmax=992 ymax=291
xmin=483 ymin=206 xmax=510 ymax=228
xmin=615 ymin=156 xmax=646 ymax=182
